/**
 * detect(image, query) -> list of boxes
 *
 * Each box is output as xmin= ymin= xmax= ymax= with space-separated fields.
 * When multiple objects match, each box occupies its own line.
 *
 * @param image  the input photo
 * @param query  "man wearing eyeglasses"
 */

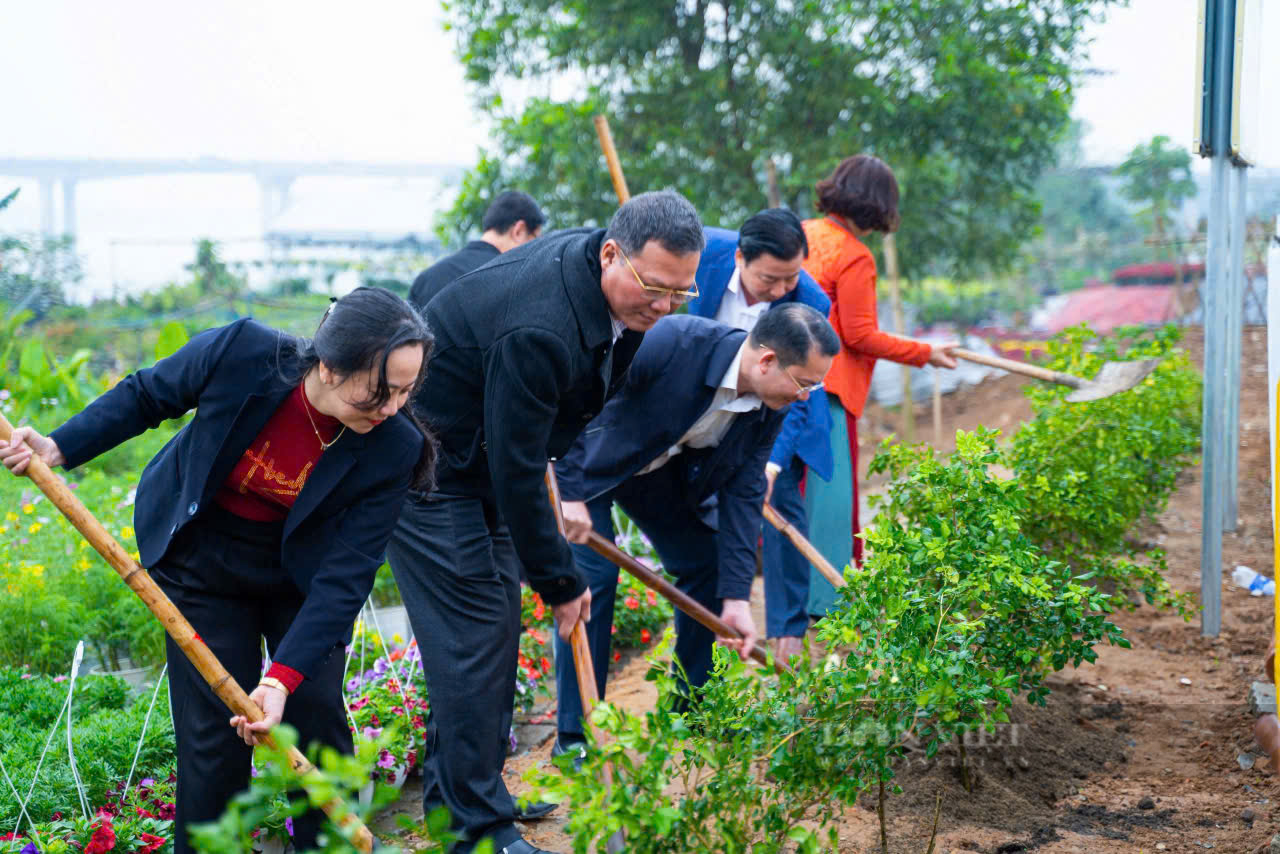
xmin=552 ymin=304 xmax=838 ymax=762
xmin=387 ymin=190 xmax=703 ymax=854
xmin=688 ymin=209 xmax=834 ymax=667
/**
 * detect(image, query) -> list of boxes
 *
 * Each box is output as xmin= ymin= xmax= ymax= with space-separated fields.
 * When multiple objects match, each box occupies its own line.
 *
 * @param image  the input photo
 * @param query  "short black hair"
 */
xmin=748 ymin=303 xmax=840 ymax=367
xmin=738 ymin=208 xmax=808 ymax=264
xmin=815 ymin=154 xmax=900 ymax=233
xmin=481 ymin=190 xmax=546 ymax=235
xmin=604 ymin=189 xmax=705 ymax=256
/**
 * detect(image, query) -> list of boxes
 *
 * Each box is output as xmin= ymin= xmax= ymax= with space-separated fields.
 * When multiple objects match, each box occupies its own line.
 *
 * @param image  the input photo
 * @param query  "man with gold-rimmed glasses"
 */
xmin=551 ymin=304 xmax=838 ymax=763
xmin=388 ymin=190 xmax=703 ymax=854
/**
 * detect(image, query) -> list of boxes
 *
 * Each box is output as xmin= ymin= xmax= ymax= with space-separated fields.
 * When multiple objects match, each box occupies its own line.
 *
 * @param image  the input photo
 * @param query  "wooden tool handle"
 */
xmin=951 ymin=347 xmax=1082 ymax=388
xmin=762 ymin=503 xmax=845 ymax=589
xmin=594 ymin=115 xmax=632 ymax=204
xmin=584 ymin=531 xmax=782 ymax=672
xmin=0 ymin=414 xmax=374 ymax=852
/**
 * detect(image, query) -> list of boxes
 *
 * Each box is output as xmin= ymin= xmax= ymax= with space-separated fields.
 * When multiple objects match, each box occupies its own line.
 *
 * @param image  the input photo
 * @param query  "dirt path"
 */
xmin=393 ymin=327 xmax=1280 ymax=853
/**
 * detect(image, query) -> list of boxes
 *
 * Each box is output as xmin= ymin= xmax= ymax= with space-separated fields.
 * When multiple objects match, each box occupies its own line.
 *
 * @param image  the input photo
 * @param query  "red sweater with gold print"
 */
xmin=215 ymin=382 xmax=343 ymax=690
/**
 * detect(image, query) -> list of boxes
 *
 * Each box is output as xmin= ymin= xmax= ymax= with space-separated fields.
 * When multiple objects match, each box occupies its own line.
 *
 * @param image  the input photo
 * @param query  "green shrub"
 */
xmin=1003 ymin=324 xmax=1199 ymax=616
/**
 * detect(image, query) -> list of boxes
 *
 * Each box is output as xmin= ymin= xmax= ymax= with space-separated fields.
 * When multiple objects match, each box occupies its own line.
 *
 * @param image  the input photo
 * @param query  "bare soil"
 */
xmin=394 ymin=326 xmax=1280 ymax=853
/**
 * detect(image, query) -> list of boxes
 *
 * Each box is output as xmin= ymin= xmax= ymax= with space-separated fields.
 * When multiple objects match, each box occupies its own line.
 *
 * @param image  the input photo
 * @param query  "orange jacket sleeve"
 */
xmin=834 ymin=254 xmax=932 ymax=367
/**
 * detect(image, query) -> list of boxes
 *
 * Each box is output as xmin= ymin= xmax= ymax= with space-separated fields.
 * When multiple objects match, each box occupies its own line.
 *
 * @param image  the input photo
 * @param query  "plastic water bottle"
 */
xmin=1232 ymin=565 xmax=1275 ymax=596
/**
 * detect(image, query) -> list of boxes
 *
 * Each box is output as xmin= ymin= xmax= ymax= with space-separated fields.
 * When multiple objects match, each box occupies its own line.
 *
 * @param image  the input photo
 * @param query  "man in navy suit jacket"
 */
xmin=552 ymin=306 xmax=838 ymax=755
xmin=689 ymin=210 xmax=834 ymax=664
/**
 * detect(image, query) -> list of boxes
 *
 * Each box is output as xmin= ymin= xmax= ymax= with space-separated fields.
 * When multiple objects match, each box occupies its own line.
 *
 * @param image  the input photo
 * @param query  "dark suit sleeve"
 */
xmin=273 ymin=438 xmax=421 ymax=679
xmin=483 ymin=328 xmax=585 ymax=604
xmin=716 ymin=414 xmax=786 ymax=601
xmin=50 ymin=320 xmax=249 ymax=470
xmin=556 ymin=326 xmax=668 ymax=503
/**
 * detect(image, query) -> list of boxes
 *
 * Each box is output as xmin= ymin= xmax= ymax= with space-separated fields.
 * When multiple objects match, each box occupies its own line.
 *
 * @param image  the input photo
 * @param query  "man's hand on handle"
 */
xmin=561 ymin=500 xmax=594 ymax=544
xmin=0 ymin=426 xmax=65 ymax=475
xmin=716 ymin=598 xmax=758 ymax=659
xmin=553 ymin=588 xmax=593 ymax=642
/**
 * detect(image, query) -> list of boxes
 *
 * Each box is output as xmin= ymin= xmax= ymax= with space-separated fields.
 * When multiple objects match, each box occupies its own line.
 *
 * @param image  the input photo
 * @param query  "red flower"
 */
xmin=613 ymin=652 xmax=621 ymax=663
xmin=51 ymin=812 xmax=63 ymax=821
xmin=610 ymin=626 xmax=617 ymax=635
xmin=136 ymin=806 xmax=156 ymax=818
xmin=646 ymin=590 xmax=657 ymax=607
xmin=540 ymin=657 xmax=551 ymax=673
xmin=139 ymin=834 xmax=166 ymax=854
xmin=533 ymin=601 xmax=545 ymax=621
xmin=640 ymin=629 xmax=651 ymax=644
xmin=625 ymin=596 xmax=639 ymax=610
xmin=389 ymin=648 xmax=405 ymax=662
xmin=85 ymin=815 xmax=116 ymax=854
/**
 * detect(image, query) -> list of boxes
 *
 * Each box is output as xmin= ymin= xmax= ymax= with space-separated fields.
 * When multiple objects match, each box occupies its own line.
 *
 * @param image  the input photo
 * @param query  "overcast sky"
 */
xmin=1 ymin=0 xmax=1275 ymax=169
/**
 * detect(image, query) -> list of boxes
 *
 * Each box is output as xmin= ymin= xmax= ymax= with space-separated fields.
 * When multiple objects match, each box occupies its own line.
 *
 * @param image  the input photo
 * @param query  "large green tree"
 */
xmin=438 ymin=0 xmax=1119 ymax=279
xmin=1114 ymin=134 xmax=1197 ymax=253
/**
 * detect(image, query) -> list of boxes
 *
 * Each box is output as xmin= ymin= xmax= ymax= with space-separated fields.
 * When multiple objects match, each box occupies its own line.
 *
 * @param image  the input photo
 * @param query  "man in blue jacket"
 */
xmin=553 ymin=306 xmax=838 ymax=756
xmin=689 ymin=209 xmax=834 ymax=664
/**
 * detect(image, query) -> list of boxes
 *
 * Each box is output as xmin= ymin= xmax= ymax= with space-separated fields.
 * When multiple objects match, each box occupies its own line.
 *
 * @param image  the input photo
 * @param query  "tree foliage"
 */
xmin=1114 ymin=134 xmax=1197 ymax=245
xmin=439 ymin=0 xmax=1120 ymax=279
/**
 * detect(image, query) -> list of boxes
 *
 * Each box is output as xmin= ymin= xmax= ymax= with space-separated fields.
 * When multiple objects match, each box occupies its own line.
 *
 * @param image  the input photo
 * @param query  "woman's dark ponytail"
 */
xmin=290 ymin=287 xmax=437 ymax=491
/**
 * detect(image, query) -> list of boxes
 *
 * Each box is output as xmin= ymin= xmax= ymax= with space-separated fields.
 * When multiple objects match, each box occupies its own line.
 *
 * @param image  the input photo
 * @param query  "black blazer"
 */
xmin=418 ymin=227 xmax=642 ymax=604
xmin=556 ymin=315 xmax=786 ymax=601
xmin=50 ymin=318 xmax=424 ymax=678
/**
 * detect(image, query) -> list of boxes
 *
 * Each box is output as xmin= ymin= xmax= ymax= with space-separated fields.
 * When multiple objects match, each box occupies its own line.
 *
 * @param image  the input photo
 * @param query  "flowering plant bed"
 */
xmin=1 ymin=776 xmax=176 ymax=854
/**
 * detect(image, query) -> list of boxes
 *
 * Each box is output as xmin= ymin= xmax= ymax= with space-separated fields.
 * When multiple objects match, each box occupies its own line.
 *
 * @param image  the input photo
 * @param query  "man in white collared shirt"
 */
xmin=551 ymin=306 xmax=839 ymax=756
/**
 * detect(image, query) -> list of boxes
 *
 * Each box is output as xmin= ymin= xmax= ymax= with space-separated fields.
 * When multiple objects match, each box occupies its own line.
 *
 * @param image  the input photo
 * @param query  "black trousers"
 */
xmin=386 ymin=492 xmax=524 ymax=853
xmin=155 ymin=505 xmax=352 ymax=854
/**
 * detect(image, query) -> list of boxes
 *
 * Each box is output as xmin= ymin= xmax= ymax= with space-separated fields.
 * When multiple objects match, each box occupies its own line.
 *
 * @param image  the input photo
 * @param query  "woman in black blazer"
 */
xmin=1 ymin=287 xmax=434 ymax=853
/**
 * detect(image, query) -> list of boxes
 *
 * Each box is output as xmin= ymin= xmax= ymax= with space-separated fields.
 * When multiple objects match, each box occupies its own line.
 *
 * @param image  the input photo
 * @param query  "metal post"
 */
xmin=1223 ymin=164 xmax=1248 ymax=532
xmin=1200 ymin=0 xmax=1236 ymax=636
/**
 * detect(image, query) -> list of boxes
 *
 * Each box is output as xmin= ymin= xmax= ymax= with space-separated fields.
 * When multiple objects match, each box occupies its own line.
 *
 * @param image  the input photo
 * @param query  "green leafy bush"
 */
xmin=1003 ymin=324 xmax=1199 ymax=615
xmin=532 ymin=431 xmax=1128 ymax=852
xmin=0 ymin=670 xmax=175 ymax=828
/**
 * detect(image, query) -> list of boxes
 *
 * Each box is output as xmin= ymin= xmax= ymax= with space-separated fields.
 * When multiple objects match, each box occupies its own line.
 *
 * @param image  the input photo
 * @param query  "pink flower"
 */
xmin=377 ymin=750 xmax=396 ymax=769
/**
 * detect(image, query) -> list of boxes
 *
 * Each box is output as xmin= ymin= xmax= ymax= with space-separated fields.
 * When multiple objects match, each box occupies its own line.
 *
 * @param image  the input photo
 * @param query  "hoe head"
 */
xmin=1064 ymin=358 xmax=1163 ymax=403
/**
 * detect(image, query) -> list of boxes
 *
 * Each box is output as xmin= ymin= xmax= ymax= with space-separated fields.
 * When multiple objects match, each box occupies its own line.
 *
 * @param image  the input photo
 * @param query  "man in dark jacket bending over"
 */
xmin=387 ymin=190 xmax=704 ymax=854
xmin=552 ymin=305 xmax=839 ymax=759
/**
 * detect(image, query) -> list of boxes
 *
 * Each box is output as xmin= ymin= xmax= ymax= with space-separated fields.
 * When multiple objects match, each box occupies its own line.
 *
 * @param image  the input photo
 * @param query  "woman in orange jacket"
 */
xmin=802 ymin=154 xmax=957 ymax=615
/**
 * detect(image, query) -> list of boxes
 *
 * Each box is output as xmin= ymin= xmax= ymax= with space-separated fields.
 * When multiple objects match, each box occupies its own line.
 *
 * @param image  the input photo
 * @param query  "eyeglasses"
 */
xmin=618 ymin=247 xmax=699 ymax=306
xmin=783 ymin=367 xmax=824 ymax=396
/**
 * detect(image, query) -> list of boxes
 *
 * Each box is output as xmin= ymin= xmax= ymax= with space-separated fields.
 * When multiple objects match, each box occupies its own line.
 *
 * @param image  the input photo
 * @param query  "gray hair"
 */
xmin=749 ymin=303 xmax=840 ymax=367
xmin=604 ymin=189 xmax=705 ymax=256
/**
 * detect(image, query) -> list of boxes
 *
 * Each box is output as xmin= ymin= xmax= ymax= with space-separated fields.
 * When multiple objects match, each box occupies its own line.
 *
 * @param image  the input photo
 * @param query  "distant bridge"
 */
xmin=0 ymin=157 xmax=465 ymax=237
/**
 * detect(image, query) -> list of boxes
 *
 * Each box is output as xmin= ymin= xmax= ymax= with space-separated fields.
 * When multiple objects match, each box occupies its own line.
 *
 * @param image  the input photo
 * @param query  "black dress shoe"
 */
xmin=497 ymin=838 xmax=561 ymax=854
xmin=513 ymin=797 xmax=558 ymax=821
xmin=550 ymin=738 xmax=586 ymax=774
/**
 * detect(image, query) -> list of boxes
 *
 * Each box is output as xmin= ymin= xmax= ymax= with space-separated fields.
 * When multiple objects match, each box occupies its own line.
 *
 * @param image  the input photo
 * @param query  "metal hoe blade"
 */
xmin=1064 ymin=358 xmax=1162 ymax=402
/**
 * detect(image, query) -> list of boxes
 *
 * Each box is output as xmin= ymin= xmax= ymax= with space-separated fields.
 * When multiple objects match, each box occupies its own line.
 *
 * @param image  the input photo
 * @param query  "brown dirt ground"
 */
xmin=393 ymin=326 xmax=1280 ymax=853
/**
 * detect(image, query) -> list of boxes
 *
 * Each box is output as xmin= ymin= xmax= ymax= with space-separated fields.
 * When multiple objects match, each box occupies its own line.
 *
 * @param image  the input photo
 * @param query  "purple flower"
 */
xmin=363 ymin=727 xmax=382 ymax=740
xmin=508 ymin=727 xmax=518 ymax=754
xmin=372 ymin=658 xmax=389 ymax=678
xmin=22 ymin=843 xmax=38 ymax=854
xmin=250 ymin=764 xmax=260 ymax=778
xmin=139 ymin=777 xmax=155 ymax=788
xmin=376 ymin=750 xmax=396 ymax=769
xmin=346 ymin=677 xmax=363 ymax=692
xmin=285 ymin=817 xmax=294 ymax=837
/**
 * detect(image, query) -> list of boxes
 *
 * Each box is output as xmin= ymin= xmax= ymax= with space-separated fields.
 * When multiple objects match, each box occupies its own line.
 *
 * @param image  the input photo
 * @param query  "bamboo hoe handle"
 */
xmin=544 ymin=464 xmax=623 ymax=850
xmin=0 ymin=414 xmax=374 ymax=853
xmin=594 ymin=115 xmax=632 ymax=204
xmin=582 ymin=530 xmax=783 ymax=673
xmin=762 ymin=503 xmax=845 ymax=590
xmin=951 ymin=347 xmax=1084 ymax=389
